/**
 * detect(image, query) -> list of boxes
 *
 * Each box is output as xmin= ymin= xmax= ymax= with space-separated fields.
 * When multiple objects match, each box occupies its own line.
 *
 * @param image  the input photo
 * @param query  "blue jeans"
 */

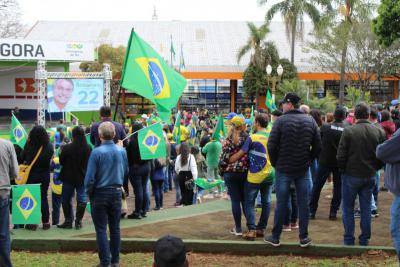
xmin=0 ymin=196 xmax=12 ymax=267
xmin=283 ymin=187 xmax=298 ymax=225
xmin=91 ymin=188 xmax=122 ymax=266
xmin=272 ymin=171 xmax=310 ymax=240
xmin=341 ymin=174 xmax=374 ymax=246
xmin=129 ymin=163 xmax=150 ymax=216
xmin=224 ymin=172 xmax=246 ymax=232
xmin=391 ymin=195 xmax=400 ymax=259
xmin=309 ymin=164 xmax=341 ymax=216
xmin=244 ymin=181 xmax=272 ymax=230
xmin=151 ymin=179 xmax=164 ymax=208
xmin=51 ymin=193 xmax=62 ymax=225
xmin=163 ymin=167 xmax=169 ymax=192
xmin=372 ymin=171 xmax=380 ymax=209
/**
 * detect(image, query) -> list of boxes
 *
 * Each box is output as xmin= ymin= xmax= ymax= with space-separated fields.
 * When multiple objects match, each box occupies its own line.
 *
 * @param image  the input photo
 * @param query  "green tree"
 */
xmin=0 ymin=0 xmax=24 ymax=38
xmin=259 ymin=0 xmax=332 ymax=64
xmin=237 ymin=22 xmax=270 ymax=68
xmin=372 ymin=0 xmax=400 ymax=47
xmin=346 ymin=86 xmax=371 ymax=107
xmin=277 ymin=79 xmax=337 ymax=114
xmin=80 ymin=44 xmax=126 ymax=79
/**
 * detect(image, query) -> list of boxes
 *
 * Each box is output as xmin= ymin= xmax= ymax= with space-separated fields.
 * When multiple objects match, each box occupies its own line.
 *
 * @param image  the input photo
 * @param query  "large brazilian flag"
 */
xmin=12 ymin=184 xmax=41 ymax=224
xmin=138 ymin=123 xmax=166 ymax=160
xmin=120 ymin=30 xmax=187 ymax=111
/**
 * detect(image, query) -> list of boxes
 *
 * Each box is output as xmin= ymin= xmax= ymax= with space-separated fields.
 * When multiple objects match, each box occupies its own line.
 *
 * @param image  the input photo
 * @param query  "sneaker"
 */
xmin=290 ymin=223 xmax=299 ymax=229
xmin=153 ymin=207 xmax=160 ymax=211
xmin=175 ymin=204 xmax=183 ymax=208
xmin=255 ymin=229 xmax=264 ymax=237
xmin=282 ymin=225 xmax=291 ymax=232
xmin=42 ymin=223 xmax=51 ymax=230
xmin=196 ymin=196 xmax=202 ymax=204
xmin=300 ymin=237 xmax=312 ymax=247
xmin=230 ymin=228 xmax=242 ymax=236
xmin=264 ymin=235 xmax=281 ymax=247
xmin=203 ymin=194 xmax=214 ymax=199
xmin=371 ymin=210 xmax=379 ymax=218
xmin=354 ymin=210 xmax=361 ymax=218
xmin=243 ymin=230 xmax=257 ymax=241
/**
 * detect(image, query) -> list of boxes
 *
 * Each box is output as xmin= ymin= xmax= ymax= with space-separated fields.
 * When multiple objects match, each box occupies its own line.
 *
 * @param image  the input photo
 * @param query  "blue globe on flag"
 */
xmin=19 ymin=196 xmax=34 ymax=211
xmin=249 ymin=142 xmax=267 ymax=174
xmin=148 ymin=61 xmax=164 ymax=96
xmin=145 ymin=135 xmax=159 ymax=147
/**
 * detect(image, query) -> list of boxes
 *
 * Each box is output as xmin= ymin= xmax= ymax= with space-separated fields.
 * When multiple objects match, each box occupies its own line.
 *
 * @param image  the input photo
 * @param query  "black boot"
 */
xmin=75 ymin=202 xmax=86 ymax=230
xmin=57 ymin=203 xmax=73 ymax=229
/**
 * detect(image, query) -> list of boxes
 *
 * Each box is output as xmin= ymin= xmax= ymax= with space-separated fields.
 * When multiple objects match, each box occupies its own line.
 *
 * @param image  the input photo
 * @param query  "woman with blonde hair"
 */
xmin=219 ymin=116 xmax=249 ymax=236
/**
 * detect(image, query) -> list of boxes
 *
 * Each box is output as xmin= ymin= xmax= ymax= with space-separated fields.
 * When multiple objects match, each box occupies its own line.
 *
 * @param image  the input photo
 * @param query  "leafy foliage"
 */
xmin=259 ymin=0 xmax=332 ymax=63
xmin=80 ymin=44 xmax=126 ymax=79
xmin=372 ymin=0 xmax=400 ymax=47
xmin=243 ymin=65 xmax=266 ymax=98
xmin=345 ymin=86 xmax=371 ymax=108
xmin=276 ymin=79 xmax=338 ymax=114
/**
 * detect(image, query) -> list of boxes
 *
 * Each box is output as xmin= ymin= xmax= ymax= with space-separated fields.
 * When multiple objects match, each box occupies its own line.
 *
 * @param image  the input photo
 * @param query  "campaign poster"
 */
xmin=47 ymin=79 xmax=104 ymax=113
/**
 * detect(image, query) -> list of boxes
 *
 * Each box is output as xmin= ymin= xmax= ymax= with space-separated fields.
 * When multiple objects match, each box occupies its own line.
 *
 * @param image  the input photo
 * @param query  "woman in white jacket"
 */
xmin=175 ymin=143 xmax=198 ymax=206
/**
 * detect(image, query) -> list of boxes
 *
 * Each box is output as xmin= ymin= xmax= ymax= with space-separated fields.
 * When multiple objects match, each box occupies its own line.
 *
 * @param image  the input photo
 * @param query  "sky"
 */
xmin=18 ymin=0 xmax=281 ymax=26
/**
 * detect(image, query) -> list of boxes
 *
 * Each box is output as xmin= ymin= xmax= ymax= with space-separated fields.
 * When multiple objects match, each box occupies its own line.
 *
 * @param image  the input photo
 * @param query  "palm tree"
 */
xmin=237 ymin=22 xmax=270 ymax=67
xmin=259 ymin=0 xmax=332 ymax=64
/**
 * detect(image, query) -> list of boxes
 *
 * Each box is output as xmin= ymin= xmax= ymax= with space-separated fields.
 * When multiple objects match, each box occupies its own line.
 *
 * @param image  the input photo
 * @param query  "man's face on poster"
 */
xmin=54 ymin=79 xmax=73 ymax=106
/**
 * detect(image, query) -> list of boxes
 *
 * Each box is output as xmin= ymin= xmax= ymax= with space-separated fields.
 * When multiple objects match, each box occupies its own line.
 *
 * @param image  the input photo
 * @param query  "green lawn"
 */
xmin=11 ymin=252 xmax=398 ymax=267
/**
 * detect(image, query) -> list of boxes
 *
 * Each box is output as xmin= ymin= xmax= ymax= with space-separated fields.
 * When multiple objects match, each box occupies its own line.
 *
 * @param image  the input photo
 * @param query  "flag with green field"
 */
xmin=173 ymin=112 xmax=181 ymax=144
xmin=10 ymin=114 xmax=27 ymax=149
xmin=120 ymin=31 xmax=187 ymax=111
xmin=12 ymin=184 xmax=41 ymax=224
xmin=212 ymin=113 xmax=227 ymax=141
xmin=138 ymin=123 xmax=166 ymax=160
xmin=266 ymin=89 xmax=276 ymax=112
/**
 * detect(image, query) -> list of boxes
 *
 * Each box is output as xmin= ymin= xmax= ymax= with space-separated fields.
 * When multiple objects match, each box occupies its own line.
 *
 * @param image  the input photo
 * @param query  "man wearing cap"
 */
xmin=153 ymin=235 xmax=188 ymax=267
xmin=264 ymin=93 xmax=321 ymax=247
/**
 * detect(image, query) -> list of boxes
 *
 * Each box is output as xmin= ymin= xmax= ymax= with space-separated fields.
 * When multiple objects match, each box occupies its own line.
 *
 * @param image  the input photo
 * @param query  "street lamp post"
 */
xmin=266 ymin=64 xmax=284 ymax=102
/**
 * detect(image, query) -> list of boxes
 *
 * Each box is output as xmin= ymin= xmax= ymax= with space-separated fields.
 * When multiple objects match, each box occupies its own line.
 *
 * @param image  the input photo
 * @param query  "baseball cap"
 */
xmin=154 ymin=235 xmax=186 ymax=267
xmin=283 ymin=93 xmax=301 ymax=105
xmin=231 ymin=115 xmax=245 ymax=127
xmin=225 ymin=112 xmax=237 ymax=120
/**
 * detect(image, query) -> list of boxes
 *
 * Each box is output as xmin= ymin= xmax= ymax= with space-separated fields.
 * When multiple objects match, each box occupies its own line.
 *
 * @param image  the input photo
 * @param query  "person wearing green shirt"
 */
xmin=201 ymin=139 xmax=222 ymax=180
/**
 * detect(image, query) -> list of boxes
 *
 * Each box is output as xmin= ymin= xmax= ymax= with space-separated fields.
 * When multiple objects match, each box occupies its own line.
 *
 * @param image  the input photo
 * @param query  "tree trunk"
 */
xmin=290 ymin=21 xmax=296 ymax=64
xmin=255 ymin=87 xmax=259 ymax=111
xmin=339 ymin=42 xmax=348 ymax=105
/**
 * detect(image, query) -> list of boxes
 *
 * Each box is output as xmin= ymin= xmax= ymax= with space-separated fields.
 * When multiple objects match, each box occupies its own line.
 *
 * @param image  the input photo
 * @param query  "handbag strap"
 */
xmin=29 ymin=146 xmax=43 ymax=167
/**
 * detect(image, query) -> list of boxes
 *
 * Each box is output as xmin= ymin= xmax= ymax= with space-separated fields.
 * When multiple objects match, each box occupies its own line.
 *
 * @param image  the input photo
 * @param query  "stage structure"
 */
xmin=35 ymin=61 xmax=112 ymax=126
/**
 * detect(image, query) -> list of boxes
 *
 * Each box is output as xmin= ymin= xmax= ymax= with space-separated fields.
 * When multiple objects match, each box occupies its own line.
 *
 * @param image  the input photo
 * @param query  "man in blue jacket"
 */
xmin=85 ymin=121 xmax=128 ymax=267
xmin=377 ymin=129 xmax=400 ymax=262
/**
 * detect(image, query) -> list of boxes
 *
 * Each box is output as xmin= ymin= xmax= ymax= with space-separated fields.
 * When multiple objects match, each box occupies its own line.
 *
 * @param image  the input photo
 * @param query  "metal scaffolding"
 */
xmin=35 ymin=62 xmax=112 ymax=126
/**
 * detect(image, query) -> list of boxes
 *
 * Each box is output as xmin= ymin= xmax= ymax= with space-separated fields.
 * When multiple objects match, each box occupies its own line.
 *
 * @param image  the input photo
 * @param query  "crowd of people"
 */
xmin=1 ymin=93 xmax=400 ymax=266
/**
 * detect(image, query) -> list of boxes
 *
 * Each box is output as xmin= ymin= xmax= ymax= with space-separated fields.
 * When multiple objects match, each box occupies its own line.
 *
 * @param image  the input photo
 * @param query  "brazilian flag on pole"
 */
xmin=10 ymin=114 xmax=27 ymax=149
xmin=173 ymin=113 xmax=181 ymax=145
xmin=212 ymin=113 xmax=227 ymax=141
xmin=12 ymin=184 xmax=41 ymax=224
xmin=265 ymin=89 xmax=277 ymax=112
xmin=138 ymin=123 xmax=166 ymax=160
xmin=120 ymin=30 xmax=187 ymax=111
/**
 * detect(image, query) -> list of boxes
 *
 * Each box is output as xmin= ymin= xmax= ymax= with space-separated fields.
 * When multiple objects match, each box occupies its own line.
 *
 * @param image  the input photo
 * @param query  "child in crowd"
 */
xmin=50 ymin=153 xmax=63 ymax=226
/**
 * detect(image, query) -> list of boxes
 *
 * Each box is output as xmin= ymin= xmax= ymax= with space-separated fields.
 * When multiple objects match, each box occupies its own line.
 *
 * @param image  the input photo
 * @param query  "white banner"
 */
xmin=0 ymin=39 xmax=94 ymax=61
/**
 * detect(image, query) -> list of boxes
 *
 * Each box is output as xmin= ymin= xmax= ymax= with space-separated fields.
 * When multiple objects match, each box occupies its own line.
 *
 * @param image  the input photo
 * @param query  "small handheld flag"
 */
xmin=10 ymin=114 xmax=27 ymax=149
xmin=138 ymin=123 xmax=167 ymax=160
xmin=12 ymin=184 xmax=41 ymax=224
xmin=212 ymin=113 xmax=227 ymax=141
xmin=265 ymin=89 xmax=277 ymax=112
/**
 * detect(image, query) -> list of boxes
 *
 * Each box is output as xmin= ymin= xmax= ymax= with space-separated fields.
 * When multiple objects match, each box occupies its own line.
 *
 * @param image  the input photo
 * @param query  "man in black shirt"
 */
xmin=309 ymin=107 xmax=348 ymax=220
